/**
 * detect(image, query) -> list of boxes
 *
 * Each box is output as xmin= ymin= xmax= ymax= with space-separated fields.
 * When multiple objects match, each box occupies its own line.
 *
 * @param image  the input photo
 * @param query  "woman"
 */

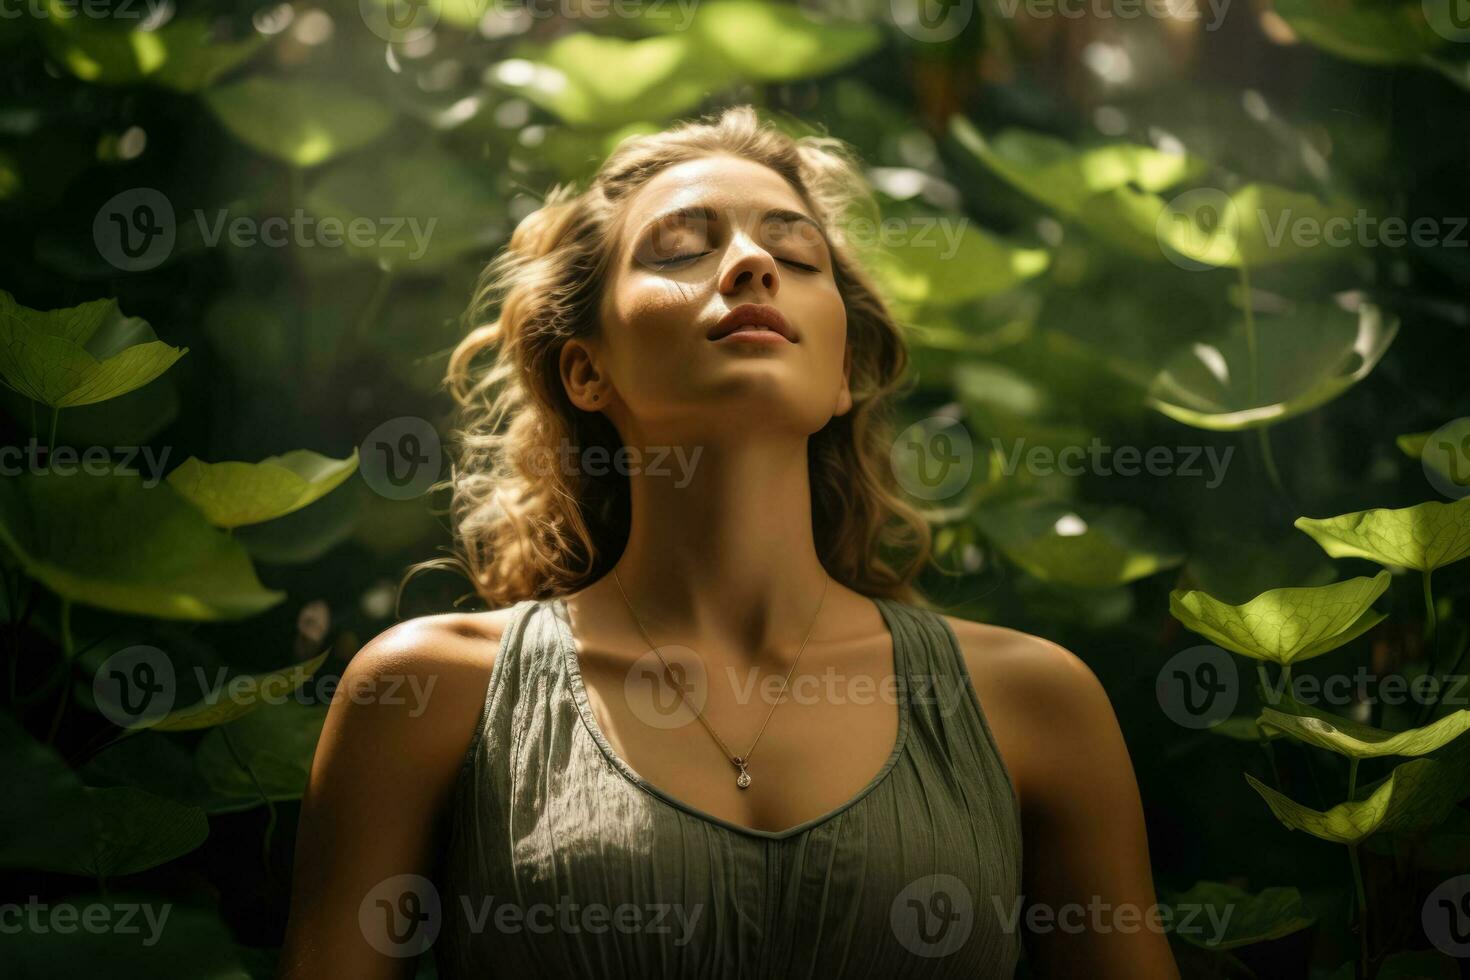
xmin=277 ymin=106 xmax=1181 ymax=979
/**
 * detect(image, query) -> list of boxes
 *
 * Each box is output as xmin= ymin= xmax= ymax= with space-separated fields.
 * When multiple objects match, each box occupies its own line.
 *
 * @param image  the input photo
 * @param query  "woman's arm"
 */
xmin=276 ymin=611 xmax=506 ymax=979
xmin=955 ymin=622 xmax=1182 ymax=979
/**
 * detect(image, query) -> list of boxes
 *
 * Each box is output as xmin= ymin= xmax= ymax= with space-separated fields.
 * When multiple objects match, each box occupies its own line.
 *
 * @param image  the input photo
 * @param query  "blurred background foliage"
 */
xmin=2 ymin=0 xmax=1470 ymax=976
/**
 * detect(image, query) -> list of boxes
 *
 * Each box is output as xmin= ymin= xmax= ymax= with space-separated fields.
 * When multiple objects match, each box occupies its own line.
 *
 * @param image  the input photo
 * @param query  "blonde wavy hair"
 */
xmin=432 ymin=105 xmax=934 ymax=611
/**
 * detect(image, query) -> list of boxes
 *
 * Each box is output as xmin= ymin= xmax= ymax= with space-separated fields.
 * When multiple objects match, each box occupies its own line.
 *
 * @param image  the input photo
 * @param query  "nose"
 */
xmin=718 ymin=232 xmax=779 ymax=299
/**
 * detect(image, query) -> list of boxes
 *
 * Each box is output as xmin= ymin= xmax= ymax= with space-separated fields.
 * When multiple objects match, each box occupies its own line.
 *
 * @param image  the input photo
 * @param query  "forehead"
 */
xmin=618 ymin=154 xmax=813 ymax=235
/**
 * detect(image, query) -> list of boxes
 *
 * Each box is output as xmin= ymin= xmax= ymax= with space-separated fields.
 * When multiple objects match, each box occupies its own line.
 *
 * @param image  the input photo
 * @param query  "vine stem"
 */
xmin=1238 ymin=262 xmax=1288 ymax=501
xmin=222 ymin=725 xmax=278 ymax=877
xmin=1414 ymin=569 xmax=1455 ymax=726
xmin=1348 ymin=758 xmax=1368 ymax=979
xmin=1348 ymin=842 xmax=1368 ymax=979
xmin=44 ymin=598 xmax=75 ymax=744
xmin=47 ymin=406 xmax=59 ymax=457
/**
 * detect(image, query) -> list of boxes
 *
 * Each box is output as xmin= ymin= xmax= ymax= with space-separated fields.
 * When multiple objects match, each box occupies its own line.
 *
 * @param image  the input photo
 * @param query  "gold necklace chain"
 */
xmin=610 ymin=569 xmax=829 ymax=790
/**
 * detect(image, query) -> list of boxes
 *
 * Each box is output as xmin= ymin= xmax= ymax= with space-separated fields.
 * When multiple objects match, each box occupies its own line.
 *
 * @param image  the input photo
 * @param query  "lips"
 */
xmin=707 ymin=304 xmax=797 ymax=343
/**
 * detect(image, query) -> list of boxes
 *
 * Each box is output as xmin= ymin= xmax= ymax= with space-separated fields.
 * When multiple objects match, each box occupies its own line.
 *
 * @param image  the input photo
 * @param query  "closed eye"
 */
xmin=651 ymin=251 xmax=712 ymax=267
xmin=779 ymin=259 xmax=820 ymax=272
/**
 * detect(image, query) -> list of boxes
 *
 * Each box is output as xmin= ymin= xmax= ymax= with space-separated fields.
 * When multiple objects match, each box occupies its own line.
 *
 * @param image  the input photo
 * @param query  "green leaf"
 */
xmin=1274 ymin=0 xmax=1447 ymax=65
xmin=203 ymin=78 xmax=394 ymax=167
xmin=861 ymin=222 xmax=1049 ymax=309
xmin=303 ymin=144 xmax=506 ymax=273
xmin=1295 ymin=497 xmax=1470 ymax=573
xmin=0 ymin=291 xmax=187 ymax=408
xmin=0 ymin=473 xmax=285 ymax=621
xmin=195 ymin=699 xmax=328 ymax=806
xmin=166 ymin=450 xmax=358 ymax=529
xmin=1209 ymin=716 xmax=1286 ymax=742
xmin=490 ymin=33 xmax=735 ymax=129
xmin=0 ymin=715 xmax=207 ymax=876
xmin=136 ymin=650 xmax=330 ymax=733
xmin=1168 ymin=571 xmax=1391 ymax=665
xmin=950 ymin=118 xmax=1206 ymax=218
xmin=1259 ymin=706 xmax=1470 ymax=758
xmin=39 ymin=7 xmax=267 ymax=91
xmin=692 ymin=1 xmax=881 ymax=81
xmin=1146 ymin=299 xmax=1397 ymax=431
xmin=1245 ymin=748 xmax=1470 ymax=844
xmin=1160 ymin=880 xmax=1315 ymax=951
xmin=4 ymin=895 xmax=249 ymax=979
xmin=1082 ymin=182 xmax=1361 ymax=269
xmin=974 ymin=498 xmax=1184 ymax=588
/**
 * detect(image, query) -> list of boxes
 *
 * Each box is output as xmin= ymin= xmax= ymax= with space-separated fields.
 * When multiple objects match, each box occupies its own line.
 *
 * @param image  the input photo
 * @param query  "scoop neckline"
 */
xmin=552 ymin=591 xmax=912 ymax=842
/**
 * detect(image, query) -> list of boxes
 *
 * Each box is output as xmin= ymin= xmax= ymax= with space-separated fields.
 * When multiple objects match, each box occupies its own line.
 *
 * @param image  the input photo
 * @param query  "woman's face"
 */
xmin=569 ymin=153 xmax=852 ymax=441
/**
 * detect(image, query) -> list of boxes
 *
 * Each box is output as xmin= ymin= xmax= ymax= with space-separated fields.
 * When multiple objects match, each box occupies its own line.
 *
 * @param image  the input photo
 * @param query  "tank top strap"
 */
xmin=877 ymin=597 xmax=1023 ymax=830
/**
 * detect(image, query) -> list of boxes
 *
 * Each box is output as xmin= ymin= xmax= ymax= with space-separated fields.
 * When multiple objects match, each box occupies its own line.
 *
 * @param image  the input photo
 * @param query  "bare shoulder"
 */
xmin=322 ymin=605 xmax=518 ymax=768
xmin=938 ymin=614 xmax=1121 ymax=814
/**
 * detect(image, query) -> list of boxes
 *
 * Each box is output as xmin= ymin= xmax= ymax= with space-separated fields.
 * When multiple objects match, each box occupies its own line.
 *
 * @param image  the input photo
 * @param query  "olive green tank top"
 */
xmin=432 ymin=594 xmax=1025 ymax=978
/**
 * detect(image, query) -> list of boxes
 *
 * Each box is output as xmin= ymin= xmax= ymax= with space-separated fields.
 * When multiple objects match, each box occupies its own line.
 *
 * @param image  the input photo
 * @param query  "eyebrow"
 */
xmin=634 ymin=204 xmax=830 ymax=253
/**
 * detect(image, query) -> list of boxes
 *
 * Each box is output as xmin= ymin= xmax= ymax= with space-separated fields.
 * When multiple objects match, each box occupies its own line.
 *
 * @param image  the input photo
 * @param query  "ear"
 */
xmin=833 ymin=337 xmax=854 ymax=417
xmin=560 ymin=338 xmax=609 ymax=411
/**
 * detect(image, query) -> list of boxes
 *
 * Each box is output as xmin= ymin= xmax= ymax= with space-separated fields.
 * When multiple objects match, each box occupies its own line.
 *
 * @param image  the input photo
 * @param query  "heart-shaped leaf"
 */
xmin=0 ymin=291 xmax=187 ymax=408
xmin=1295 ymin=497 xmax=1470 ymax=572
xmin=135 ymin=649 xmax=331 ymax=733
xmin=39 ymin=8 xmax=267 ymax=91
xmin=1169 ymin=571 xmax=1391 ymax=665
xmin=975 ymin=498 xmax=1184 ymax=588
xmin=0 ymin=714 xmax=207 ymax=876
xmin=1246 ymin=746 xmax=1470 ymax=844
xmin=0 ymin=472 xmax=285 ymax=620
xmin=195 ymin=699 xmax=328 ymax=806
xmin=692 ymin=1 xmax=881 ymax=81
xmin=490 ymin=33 xmax=735 ymax=128
xmin=1147 ymin=299 xmax=1397 ymax=431
xmin=1259 ymin=706 xmax=1470 ymax=758
xmin=1160 ymin=880 xmax=1315 ymax=951
xmin=166 ymin=450 xmax=358 ymax=529
xmin=203 ymin=78 xmax=394 ymax=167
xmin=950 ymin=118 xmax=1206 ymax=218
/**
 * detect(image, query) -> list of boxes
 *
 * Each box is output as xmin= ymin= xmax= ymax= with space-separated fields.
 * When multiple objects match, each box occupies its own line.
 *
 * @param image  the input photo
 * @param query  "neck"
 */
xmin=609 ymin=434 xmax=832 ymax=656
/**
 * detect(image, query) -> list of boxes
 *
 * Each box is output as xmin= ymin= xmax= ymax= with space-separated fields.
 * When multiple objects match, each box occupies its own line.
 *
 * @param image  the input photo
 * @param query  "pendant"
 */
xmin=733 ymin=757 xmax=751 ymax=789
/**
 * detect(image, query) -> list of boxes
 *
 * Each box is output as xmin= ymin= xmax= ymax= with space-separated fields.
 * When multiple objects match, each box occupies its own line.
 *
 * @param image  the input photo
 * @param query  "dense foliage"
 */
xmin=2 ymin=1 xmax=1469 ymax=977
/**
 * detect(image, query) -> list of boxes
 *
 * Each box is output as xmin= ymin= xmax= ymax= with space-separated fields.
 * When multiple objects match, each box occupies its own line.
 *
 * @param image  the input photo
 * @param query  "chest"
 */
xmin=572 ymin=632 xmax=903 ymax=836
